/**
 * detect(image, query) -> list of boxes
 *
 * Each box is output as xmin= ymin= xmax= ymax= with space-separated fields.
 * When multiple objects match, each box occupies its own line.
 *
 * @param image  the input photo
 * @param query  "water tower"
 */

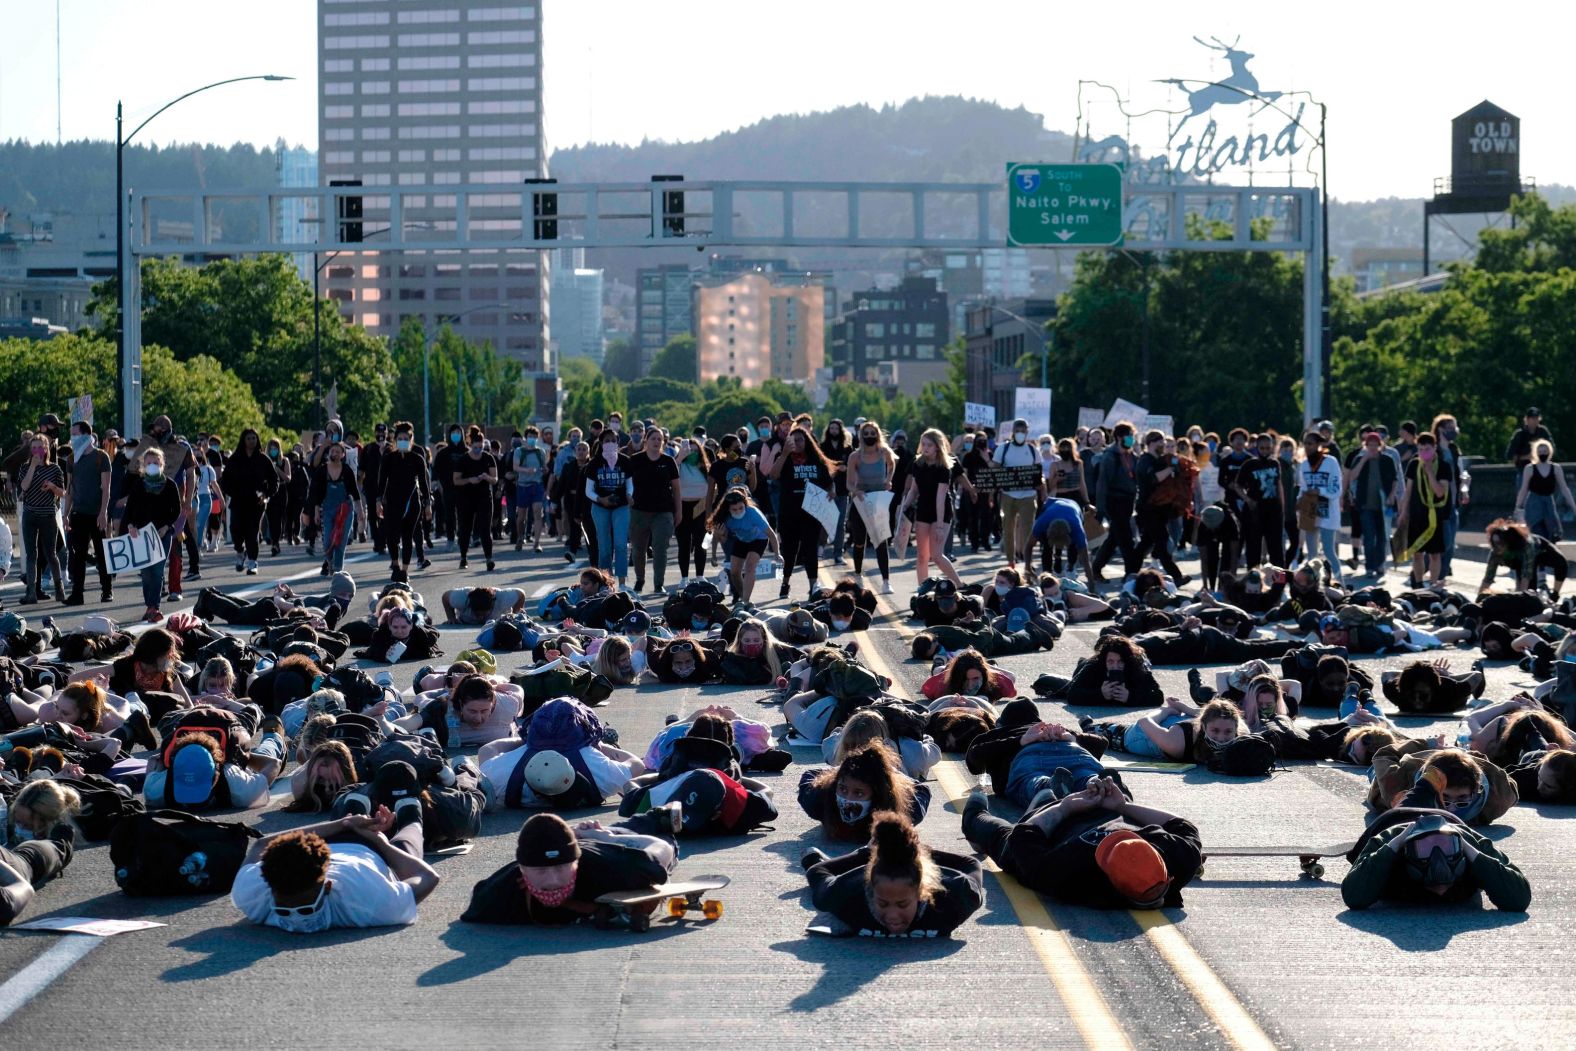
xmin=1423 ymin=100 xmax=1533 ymax=273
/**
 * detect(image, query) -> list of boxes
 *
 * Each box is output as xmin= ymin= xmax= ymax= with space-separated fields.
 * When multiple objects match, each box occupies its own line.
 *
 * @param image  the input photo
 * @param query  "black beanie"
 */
xmin=515 ymin=813 xmax=582 ymax=867
xmin=1000 ymin=698 xmax=1041 ymax=730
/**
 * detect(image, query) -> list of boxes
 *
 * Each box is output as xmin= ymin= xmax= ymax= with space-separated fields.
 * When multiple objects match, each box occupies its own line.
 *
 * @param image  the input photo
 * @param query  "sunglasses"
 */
xmin=273 ymin=878 xmax=332 ymax=917
xmin=670 ymin=641 xmax=696 ymax=655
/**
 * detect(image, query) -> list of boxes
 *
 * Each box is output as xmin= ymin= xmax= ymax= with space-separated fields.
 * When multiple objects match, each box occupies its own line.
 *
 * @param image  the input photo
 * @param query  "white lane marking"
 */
xmin=0 ymin=935 xmax=101 ymax=1023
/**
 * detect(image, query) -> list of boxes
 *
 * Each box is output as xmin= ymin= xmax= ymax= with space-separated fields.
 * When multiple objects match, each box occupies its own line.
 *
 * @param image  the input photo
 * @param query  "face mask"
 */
xmin=836 ymin=794 xmax=872 ymax=824
xmin=1012 ymin=432 xmax=1027 ymax=445
xmin=831 ymin=619 xmax=851 ymax=631
xmin=691 ymin=616 xmax=710 ymax=631
xmin=471 ymin=443 xmax=484 ymax=454
xmin=396 ymin=439 xmax=411 ymax=452
xmin=759 ymin=427 xmax=772 ymax=440
xmin=71 ymin=434 xmax=92 ymax=456
xmin=609 ymin=422 xmax=621 ymax=433
xmin=524 ymin=874 xmax=577 ymax=908
xmin=1040 ymin=444 xmax=1053 ymax=456
xmin=962 ymin=440 xmax=974 ymax=451
xmin=740 ymin=640 xmax=763 ymax=657
xmin=1279 ymin=450 xmax=1294 ymax=462
xmin=449 ymin=431 xmax=462 ymax=444
xmin=729 ymin=508 xmax=745 ymax=520
xmin=145 ymin=464 xmax=163 ymax=478
xmin=862 ymin=433 xmax=877 ymax=446
xmin=1121 ymin=435 xmax=1134 ymax=449
xmin=994 ymin=583 xmax=1011 ymax=597
xmin=1418 ymin=447 xmax=1436 ymax=462
xmin=1206 ymin=440 xmax=1218 ymax=453
xmin=1406 ymin=843 xmax=1467 ymax=887
xmin=268 ymin=447 xmax=281 ymax=458
xmin=526 ymin=437 xmax=538 ymax=448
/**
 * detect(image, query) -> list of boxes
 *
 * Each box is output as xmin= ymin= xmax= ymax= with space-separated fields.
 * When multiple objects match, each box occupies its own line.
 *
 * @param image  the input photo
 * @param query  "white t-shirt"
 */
xmin=231 ymin=843 xmax=418 ymax=932
xmin=1297 ymin=456 xmax=1344 ymax=531
xmin=145 ymin=763 xmax=272 ymax=809
xmin=479 ymin=742 xmax=636 ymax=806
xmin=993 ymin=439 xmax=1038 ymax=499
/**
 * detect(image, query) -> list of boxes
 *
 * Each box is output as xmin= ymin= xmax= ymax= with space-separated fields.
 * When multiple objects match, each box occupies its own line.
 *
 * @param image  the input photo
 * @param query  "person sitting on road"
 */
xmin=800 ymin=810 xmax=984 ymax=939
xmin=1366 ymin=744 xmax=1517 ymax=825
xmin=799 ymin=741 xmax=931 ymax=842
xmin=1341 ymin=808 xmax=1529 ymax=912
xmin=0 ymin=781 xmax=79 ymax=927
xmin=962 ymin=773 xmax=1203 ymax=909
xmin=1033 ymin=633 xmax=1163 ymax=709
xmin=461 ymin=812 xmax=679 ymax=926
xmin=230 ymin=802 xmax=441 ymax=932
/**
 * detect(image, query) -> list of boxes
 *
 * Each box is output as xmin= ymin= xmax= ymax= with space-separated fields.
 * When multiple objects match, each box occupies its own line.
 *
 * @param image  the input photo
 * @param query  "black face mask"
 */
xmin=862 ymin=434 xmax=877 ymax=446
xmin=1406 ymin=842 xmax=1468 ymax=886
xmin=150 ymin=428 xmax=168 ymax=442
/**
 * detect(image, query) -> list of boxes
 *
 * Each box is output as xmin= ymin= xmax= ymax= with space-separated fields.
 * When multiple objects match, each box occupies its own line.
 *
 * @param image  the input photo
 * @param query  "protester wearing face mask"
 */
xmin=586 ymin=430 xmax=635 ymax=588
xmin=991 ymin=418 xmax=1045 ymax=570
xmin=507 ymin=425 xmax=549 ymax=554
xmin=819 ymin=420 xmax=854 ymax=565
xmin=231 ymin=804 xmax=440 ymax=933
xmin=221 ymin=429 xmax=280 ymax=576
xmin=123 ymin=446 xmax=181 ymax=622
xmin=17 ymin=434 xmax=66 ymax=605
xmin=307 ymin=434 xmax=362 ymax=576
xmin=261 ymin=438 xmax=292 ymax=555
xmin=448 ymin=425 xmax=499 ymax=572
xmin=673 ymin=438 xmax=715 ymax=581
xmin=1091 ymin=421 xmax=1140 ymax=583
xmin=800 ymin=742 xmax=931 ymax=843
xmin=845 ymin=422 xmax=897 ymax=594
xmin=429 ymin=422 xmax=468 ymax=548
xmin=374 ymin=422 xmax=432 ymax=583
xmin=61 ymin=422 xmax=113 ymax=606
xmin=1342 ymin=805 xmax=1528 ymax=912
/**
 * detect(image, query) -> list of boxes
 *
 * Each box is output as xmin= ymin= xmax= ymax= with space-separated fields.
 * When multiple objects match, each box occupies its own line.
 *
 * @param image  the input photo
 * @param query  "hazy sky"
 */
xmin=0 ymin=0 xmax=1562 ymax=202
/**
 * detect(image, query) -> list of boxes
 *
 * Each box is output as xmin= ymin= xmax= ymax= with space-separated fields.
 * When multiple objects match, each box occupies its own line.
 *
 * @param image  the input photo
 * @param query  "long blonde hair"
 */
xmin=13 ymin=780 xmax=82 ymax=835
xmin=729 ymin=617 xmax=783 ymax=679
xmin=834 ymin=710 xmax=890 ymax=764
xmin=592 ymin=634 xmax=638 ymax=685
xmin=918 ymin=428 xmax=954 ymax=470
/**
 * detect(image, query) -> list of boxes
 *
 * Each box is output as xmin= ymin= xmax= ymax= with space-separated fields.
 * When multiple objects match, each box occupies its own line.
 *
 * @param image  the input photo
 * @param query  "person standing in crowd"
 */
xmin=901 ymin=428 xmax=974 ymax=589
xmin=587 ymin=428 xmax=633 ymax=588
xmin=1276 ymin=435 xmax=1300 ymax=567
xmin=308 ymin=437 xmax=362 ymax=576
xmin=627 ymin=427 xmax=681 ymax=595
xmin=1051 ymin=438 xmax=1090 ymax=508
xmin=770 ymin=424 xmax=835 ymax=600
xmin=1394 ymin=421 xmax=1419 ymax=465
xmin=284 ymin=442 xmax=309 ymax=548
xmin=146 ymin=415 xmax=198 ymax=602
xmin=1515 ymin=439 xmax=1576 ymax=542
xmin=1232 ymin=432 xmax=1284 ymax=568
xmin=1397 ymin=431 xmax=1451 ymax=586
xmin=221 ymin=429 xmax=279 ymax=577
xmin=1431 ymin=413 xmax=1464 ymax=578
xmin=960 ymin=429 xmax=994 ymax=552
xmin=361 ymin=424 xmax=387 ymax=557
xmin=124 ymin=445 xmax=181 ymax=623
xmin=432 ymin=423 xmax=467 ymax=549
xmin=1506 ymin=407 xmax=1553 ymax=470
xmin=847 ymin=421 xmax=896 ymax=595
xmin=1134 ymin=430 xmax=1189 ymax=584
xmin=1345 ymin=430 xmax=1399 ymax=578
xmin=993 ymin=417 xmax=1044 ymax=570
xmin=565 ymin=439 xmax=598 ymax=568
xmin=1296 ymin=429 xmax=1345 ymax=585
xmin=1214 ymin=428 xmax=1253 ymax=518
xmin=889 ymin=430 xmax=914 ymax=549
xmin=1092 ymin=421 xmax=1140 ymax=583
xmin=63 ymin=421 xmax=113 ymax=605
xmin=376 ymin=421 xmax=432 ymax=583
xmin=508 ymin=425 xmax=549 ymax=553
xmin=820 ymin=419 xmax=853 ymax=566
xmin=17 ymin=434 xmax=66 ymax=605
xmin=674 ymin=437 xmax=713 ymax=582
xmin=450 ymin=425 xmax=498 ymax=573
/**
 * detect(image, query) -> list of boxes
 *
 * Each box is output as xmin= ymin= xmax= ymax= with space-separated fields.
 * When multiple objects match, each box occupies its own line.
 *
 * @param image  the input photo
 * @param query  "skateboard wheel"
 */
xmin=631 ymin=910 xmax=651 ymax=933
xmin=702 ymin=900 xmax=723 ymax=921
xmin=668 ymin=897 xmax=688 ymax=919
xmin=1309 ymin=863 xmax=1325 ymax=879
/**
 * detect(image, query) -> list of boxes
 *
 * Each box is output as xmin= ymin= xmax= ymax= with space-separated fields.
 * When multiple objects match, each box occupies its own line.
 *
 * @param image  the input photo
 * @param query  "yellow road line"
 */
xmin=844 ymin=569 xmax=1274 ymax=1051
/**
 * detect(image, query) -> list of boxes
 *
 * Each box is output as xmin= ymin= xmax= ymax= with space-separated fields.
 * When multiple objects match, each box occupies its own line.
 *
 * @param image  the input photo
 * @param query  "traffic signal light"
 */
xmin=652 ymin=174 xmax=684 ymax=237
xmin=330 ymin=179 xmax=362 ymax=243
xmin=525 ymin=177 xmax=558 ymax=241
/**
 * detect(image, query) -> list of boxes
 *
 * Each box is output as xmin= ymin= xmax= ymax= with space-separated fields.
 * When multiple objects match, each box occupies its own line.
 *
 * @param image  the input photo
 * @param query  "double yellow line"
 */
xmin=830 ymin=569 xmax=1274 ymax=1051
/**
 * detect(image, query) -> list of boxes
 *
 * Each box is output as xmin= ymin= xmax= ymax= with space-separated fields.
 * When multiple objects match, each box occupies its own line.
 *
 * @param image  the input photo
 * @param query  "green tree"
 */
xmin=823 ymin=381 xmax=892 ymax=429
xmin=603 ymin=337 xmax=641 ymax=383
xmin=563 ymin=373 xmax=628 ymax=429
xmin=142 ymin=344 xmax=267 ymax=440
xmin=649 ymin=334 xmax=698 ymax=384
xmin=641 ymin=400 xmax=700 ymax=436
xmin=759 ymin=377 xmax=812 ymax=415
xmin=694 ymin=390 xmax=783 ymax=441
xmin=559 ymin=357 xmax=599 ymax=388
xmin=627 ymin=376 xmax=700 ymax=420
xmin=916 ymin=343 xmax=968 ymax=436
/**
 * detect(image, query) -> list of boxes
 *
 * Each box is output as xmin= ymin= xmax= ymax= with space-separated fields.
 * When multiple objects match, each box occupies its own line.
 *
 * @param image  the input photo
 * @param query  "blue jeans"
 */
xmin=195 ymin=494 xmax=214 ymax=549
xmin=1441 ymin=506 xmax=1459 ymax=576
xmin=1304 ymin=526 xmax=1340 ymax=575
xmin=320 ymin=486 xmax=355 ymax=572
xmin=1122 ymin=713 xmax=1187 ymax=758
xmin=831 ymin=493 xmax=849 ymax=559
xmin=139 ymin=528 xmax=170 ymax=609
xmin=1358 ymin=507 xmax=1388 ymax=576
xmin=591 ymin=503 xmax=631 ymax=580
xmin=1002 ymin=740 xmax=1104 ymax=807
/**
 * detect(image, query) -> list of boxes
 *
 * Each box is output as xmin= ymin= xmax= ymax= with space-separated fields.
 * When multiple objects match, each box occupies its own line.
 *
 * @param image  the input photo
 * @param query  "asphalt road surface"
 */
xmin=0 ymin=527 xmax=1570 ymax=1050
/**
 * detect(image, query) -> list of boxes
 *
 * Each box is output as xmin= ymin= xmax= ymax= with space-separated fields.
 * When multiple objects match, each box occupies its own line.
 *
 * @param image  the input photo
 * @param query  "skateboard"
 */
xmin=1202 ymin=843 xmax=1355 ymax=880
xmin=594 ymin=875 xmax=730 ymax=933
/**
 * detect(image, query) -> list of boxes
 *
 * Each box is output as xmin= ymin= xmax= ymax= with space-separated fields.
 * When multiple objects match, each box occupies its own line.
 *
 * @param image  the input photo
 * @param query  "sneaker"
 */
xmin=393 ymin=796 xmax=425 ymax=829
xmin=62 ymin=593 xmax=85 ymax=606
xmin=417 ymin=558 xmax=432 ymax=571
xmin=533 ymin=540 xmax=543 ymax=553
xmin=186 ymin=570 xmax=202 ymax=582
xmin=371 ymin=760 xmax=423 ymax=812
xmin=235 ymin=558 xmax=245 ymax=572
xmin=167 ymin=591 xmax=183 ymax=602
xmin=100 ymin=590 xmax=114 ymax=603
xmin=143 ymin=607 xmax=163 ymax=623
xmin=486 ymin=560 xmax=496 ymax=572
xmin=880 ymin=580 xmax=894 ymax=595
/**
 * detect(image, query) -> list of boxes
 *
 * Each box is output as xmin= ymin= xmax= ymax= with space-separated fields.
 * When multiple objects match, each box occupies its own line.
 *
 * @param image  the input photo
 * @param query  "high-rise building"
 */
xmin=551 ymin=266 xmax=605 ymax=364
xmin=695 ymin=271 xmax=824 ymax=386
xmin=316 ymin=0 xmax=548 ymax=372
xmin=635 ymin=264 xmax=695 ymax=372
xmin=828 ymin=276 xmax=949 ymax=398
xmin=274 ymin=142 xmax=318 ymax=283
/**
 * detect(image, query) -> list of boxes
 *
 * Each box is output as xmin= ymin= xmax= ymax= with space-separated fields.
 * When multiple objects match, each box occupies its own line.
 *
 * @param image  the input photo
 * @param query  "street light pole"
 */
xmin=115 ymin=74 xmax=292 ymax=437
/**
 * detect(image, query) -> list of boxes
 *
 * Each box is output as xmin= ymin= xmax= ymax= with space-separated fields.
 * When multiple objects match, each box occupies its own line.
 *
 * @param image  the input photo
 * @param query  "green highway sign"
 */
xmin=1006 ymin=162 xmax=1124 ymax=247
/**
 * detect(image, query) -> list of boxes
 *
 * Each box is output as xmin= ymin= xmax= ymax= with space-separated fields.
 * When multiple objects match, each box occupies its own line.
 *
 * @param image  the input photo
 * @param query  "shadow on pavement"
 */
xmin=1336 ymin=905 xmax=1527 ymax=950
xmin=416 ymin=918 xmax=687 ymax=986
xmin=161 ymin=922 xmax=389 ymax=981
xmin=768 ymin=933 xmax=963 ymax=1012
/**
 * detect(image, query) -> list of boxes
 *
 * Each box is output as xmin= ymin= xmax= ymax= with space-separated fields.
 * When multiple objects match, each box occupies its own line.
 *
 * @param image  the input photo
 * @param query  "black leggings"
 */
xmin=202 ymin=591 xmax=276 ymax=625
xmin=456 ymin=499 xmax=492 ymax=561
xmin=847 ymin=501 xmax=890 ymax=580
xmin=390 ymin=499 xmax=425 ymax=566
xmin=232 ymin=499 xmax=265 ymax=561
xmin=266 ymin=496 xmax=289 ymax=551
xmin=779 ymin=507 xmax=820 ymax=590
xmin=676 ymin=501 xmax=708 ymax=579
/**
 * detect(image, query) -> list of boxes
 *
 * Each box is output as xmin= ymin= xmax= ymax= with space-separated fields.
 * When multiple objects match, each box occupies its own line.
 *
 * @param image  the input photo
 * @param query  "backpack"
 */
xmin=524 ymin=698 xmax=605 ymax=755
xmin=360 ymin=732 xmax=449 ymax=785
xmin=509 ymin=661 xmax=614 ymax=709
xmin=194 ymin=634 xmax=260 ymax=680
xmin=160 ymin=706 xmax=247 ymax=769
xmin=324 ymin=713 xmax=387 ymax=771
xmin=56 ymin=774 xmax=145 ymax=841
xmin=810 ymin=654 xmax=884 ymax=704
xmin=109 ymin=809 xmax=261 ymax=896
xmin=325 ymin=667 xmax=389 ymax=714
xmin=1336 ymin=605 xmax=1381 ymax=629
xmin=1206 ymin=734 xmax=1277 ymax=777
